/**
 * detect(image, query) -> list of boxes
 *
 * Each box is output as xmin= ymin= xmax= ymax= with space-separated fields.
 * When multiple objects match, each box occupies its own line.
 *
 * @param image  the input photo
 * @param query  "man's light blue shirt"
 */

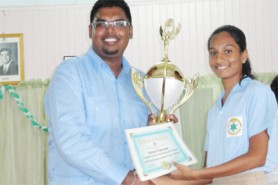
xmin=205 ymin=77 xmax=278 ymax=173
xmin=45 ymin=48 xmax=149 ymax=185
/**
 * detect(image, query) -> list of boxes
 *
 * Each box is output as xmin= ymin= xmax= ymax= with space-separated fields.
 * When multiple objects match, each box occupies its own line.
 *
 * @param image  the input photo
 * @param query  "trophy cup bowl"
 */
xmin=131 ymin=18 xmax=198 ymax=123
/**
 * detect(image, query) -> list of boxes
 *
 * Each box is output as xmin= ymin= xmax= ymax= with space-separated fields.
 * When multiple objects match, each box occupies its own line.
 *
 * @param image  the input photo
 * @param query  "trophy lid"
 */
xmin=145 ymin=61 xmax=184 ymax=82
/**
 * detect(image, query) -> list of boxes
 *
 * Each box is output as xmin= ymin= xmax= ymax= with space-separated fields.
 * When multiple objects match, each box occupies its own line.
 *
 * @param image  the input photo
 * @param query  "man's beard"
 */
xmin=103 ymin=48 xmax=118 ymax=56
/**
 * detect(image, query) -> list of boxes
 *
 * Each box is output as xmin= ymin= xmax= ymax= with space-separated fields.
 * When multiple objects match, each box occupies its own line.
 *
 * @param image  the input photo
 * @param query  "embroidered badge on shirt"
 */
xmin=226 ymin=116 xmax=243 ymax=137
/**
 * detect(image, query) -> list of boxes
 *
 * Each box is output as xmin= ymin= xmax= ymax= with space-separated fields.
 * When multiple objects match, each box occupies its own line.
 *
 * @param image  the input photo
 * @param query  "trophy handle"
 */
xmin=169 ymin=74 xmax=199 ymax=114
xmin=131 ymin=68 xmax=156 ymax=115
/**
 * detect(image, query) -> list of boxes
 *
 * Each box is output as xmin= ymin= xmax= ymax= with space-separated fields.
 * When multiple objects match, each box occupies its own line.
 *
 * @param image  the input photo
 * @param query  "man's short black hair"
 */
xmin=90 ymin=0 xmax=132 ymax=24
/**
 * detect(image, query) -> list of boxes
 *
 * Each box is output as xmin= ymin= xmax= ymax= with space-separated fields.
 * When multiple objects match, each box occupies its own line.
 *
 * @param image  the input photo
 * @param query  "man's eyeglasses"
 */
xmin=91 ymin=20 xmax=130 ymax=30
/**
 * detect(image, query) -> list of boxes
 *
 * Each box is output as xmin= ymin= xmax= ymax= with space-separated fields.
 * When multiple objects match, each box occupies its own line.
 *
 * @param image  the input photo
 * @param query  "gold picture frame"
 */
xmin=0 ymin=33 xmax=24 ymax=85
xmin=63 ymin=56 xmax=75 ymax=60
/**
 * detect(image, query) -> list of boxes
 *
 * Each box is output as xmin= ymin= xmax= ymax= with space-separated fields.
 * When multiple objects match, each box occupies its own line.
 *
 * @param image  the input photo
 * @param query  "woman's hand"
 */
xmin=152 ymin=174 xmax=211 ymax=185
xmin=171 ymin=163 xmax=199 ymax=180
xmin=167 ymin=114 xmax=178 ymax=123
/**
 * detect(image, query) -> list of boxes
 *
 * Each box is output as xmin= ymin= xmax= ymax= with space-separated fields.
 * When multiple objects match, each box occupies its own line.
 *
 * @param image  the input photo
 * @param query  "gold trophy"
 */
xmin=131 ymin=18 xmax=198 ymax=124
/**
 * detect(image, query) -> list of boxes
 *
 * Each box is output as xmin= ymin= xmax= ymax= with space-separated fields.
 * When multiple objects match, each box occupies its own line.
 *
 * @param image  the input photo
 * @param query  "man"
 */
xmin=0 ymin=47 xmax=18 ymax=75
xmin=45 ymin=0 xmax=154 ymax=184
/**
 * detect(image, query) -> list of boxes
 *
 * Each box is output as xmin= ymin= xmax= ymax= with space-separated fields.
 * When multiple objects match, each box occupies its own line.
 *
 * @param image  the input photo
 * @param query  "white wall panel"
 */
xmin=0 ymin=0 xmax=277 ymax=81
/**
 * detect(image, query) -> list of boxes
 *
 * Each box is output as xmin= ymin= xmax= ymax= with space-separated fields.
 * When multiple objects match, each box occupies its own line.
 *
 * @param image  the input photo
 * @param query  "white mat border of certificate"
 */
xmin=125 ymin=122 xmax=197 ymax=181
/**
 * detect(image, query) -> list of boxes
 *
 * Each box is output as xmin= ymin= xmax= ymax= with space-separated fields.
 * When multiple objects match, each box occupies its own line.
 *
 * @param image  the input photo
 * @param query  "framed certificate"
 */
xmin=125 ymin=122 xmax=197 ymax=181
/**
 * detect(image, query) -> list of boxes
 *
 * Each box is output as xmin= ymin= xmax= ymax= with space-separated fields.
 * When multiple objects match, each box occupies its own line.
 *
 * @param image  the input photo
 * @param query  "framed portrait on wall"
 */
xmin=63 ymin=56 xmax=76 ymax=60
xmin=0 ymin=33 xmax=24 ymax=85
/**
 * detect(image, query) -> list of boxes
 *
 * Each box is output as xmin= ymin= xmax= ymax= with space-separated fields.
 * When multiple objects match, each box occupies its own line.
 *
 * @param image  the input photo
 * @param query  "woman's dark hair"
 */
xmin=90 ymin=0 xmax=132 ymax=25
xmin=270 ymin=75 xmax=278 ymax=104
xmin=207 ymin=25 xmax=255 ymax=83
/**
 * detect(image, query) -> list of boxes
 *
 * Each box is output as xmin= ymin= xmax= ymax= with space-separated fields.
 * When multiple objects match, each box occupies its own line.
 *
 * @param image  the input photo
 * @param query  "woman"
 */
xmin=271 ymin=75 xmax=278 ymax=104
xmin=171 ymin=25 xmax=278 ymax=184
xmin=267 ymin=75 xmax=278 ymax=185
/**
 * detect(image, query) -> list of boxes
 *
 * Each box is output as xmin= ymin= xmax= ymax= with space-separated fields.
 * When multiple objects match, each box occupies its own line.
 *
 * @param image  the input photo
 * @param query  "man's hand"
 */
xmin=148 ymin=114 xmax=178 ymax=126
xmin=122 ymin=171 xmax=155 ymax=185
xmin=121 ymin=171 xmax=136 ymax=185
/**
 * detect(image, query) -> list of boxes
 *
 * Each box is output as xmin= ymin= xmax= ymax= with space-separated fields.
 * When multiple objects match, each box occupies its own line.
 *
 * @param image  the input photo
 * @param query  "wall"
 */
xmin=0 ymin=0 xmax=277 ymax=81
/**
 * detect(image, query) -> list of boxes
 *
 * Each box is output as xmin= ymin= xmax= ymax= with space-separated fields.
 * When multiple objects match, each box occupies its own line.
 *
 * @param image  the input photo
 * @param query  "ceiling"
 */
xmin=0 ymin=0 xmax=155 ymax=7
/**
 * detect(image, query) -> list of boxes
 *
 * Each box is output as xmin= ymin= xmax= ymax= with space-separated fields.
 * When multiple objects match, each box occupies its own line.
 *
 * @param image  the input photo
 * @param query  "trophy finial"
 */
xmin=160 ymin=18 xmax=181 ymax=61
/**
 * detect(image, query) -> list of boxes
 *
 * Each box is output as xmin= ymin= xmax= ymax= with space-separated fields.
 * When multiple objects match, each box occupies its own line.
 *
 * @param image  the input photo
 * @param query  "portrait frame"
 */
xmin=0 ymin=33 xmax=24 ymax=85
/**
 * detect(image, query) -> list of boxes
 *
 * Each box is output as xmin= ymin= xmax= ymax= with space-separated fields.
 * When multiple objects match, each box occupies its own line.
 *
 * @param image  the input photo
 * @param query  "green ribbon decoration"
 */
xmin=0 ymin=84 xmax=48 ymax=132
xmin=0 ymin=85 xmax=4 ymax=100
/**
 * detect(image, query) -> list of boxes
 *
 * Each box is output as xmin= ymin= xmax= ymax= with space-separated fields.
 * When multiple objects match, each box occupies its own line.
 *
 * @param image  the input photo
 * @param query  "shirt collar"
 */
xmin=87 ymin=47 xmax=131 ymax=74
xmin=4 ymin=60 xmax=12 ymax=68
xmin=217 ymin=77 xmax=252 ymax=107
xmin=231 ymin=76 xmax=252 ymax=92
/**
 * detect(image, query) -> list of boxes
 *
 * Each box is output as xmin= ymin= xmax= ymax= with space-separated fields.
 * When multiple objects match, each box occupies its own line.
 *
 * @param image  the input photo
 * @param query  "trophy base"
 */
xmin=153 ymin=119 xmax=171 ymax=124
xmin=153 ymin=110 xmax=171 ymax=124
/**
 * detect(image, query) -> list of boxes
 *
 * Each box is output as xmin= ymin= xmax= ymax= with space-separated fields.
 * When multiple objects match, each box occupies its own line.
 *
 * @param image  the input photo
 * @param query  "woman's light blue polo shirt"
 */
xmin=205 ymin=77 xmax=278 ymax=173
